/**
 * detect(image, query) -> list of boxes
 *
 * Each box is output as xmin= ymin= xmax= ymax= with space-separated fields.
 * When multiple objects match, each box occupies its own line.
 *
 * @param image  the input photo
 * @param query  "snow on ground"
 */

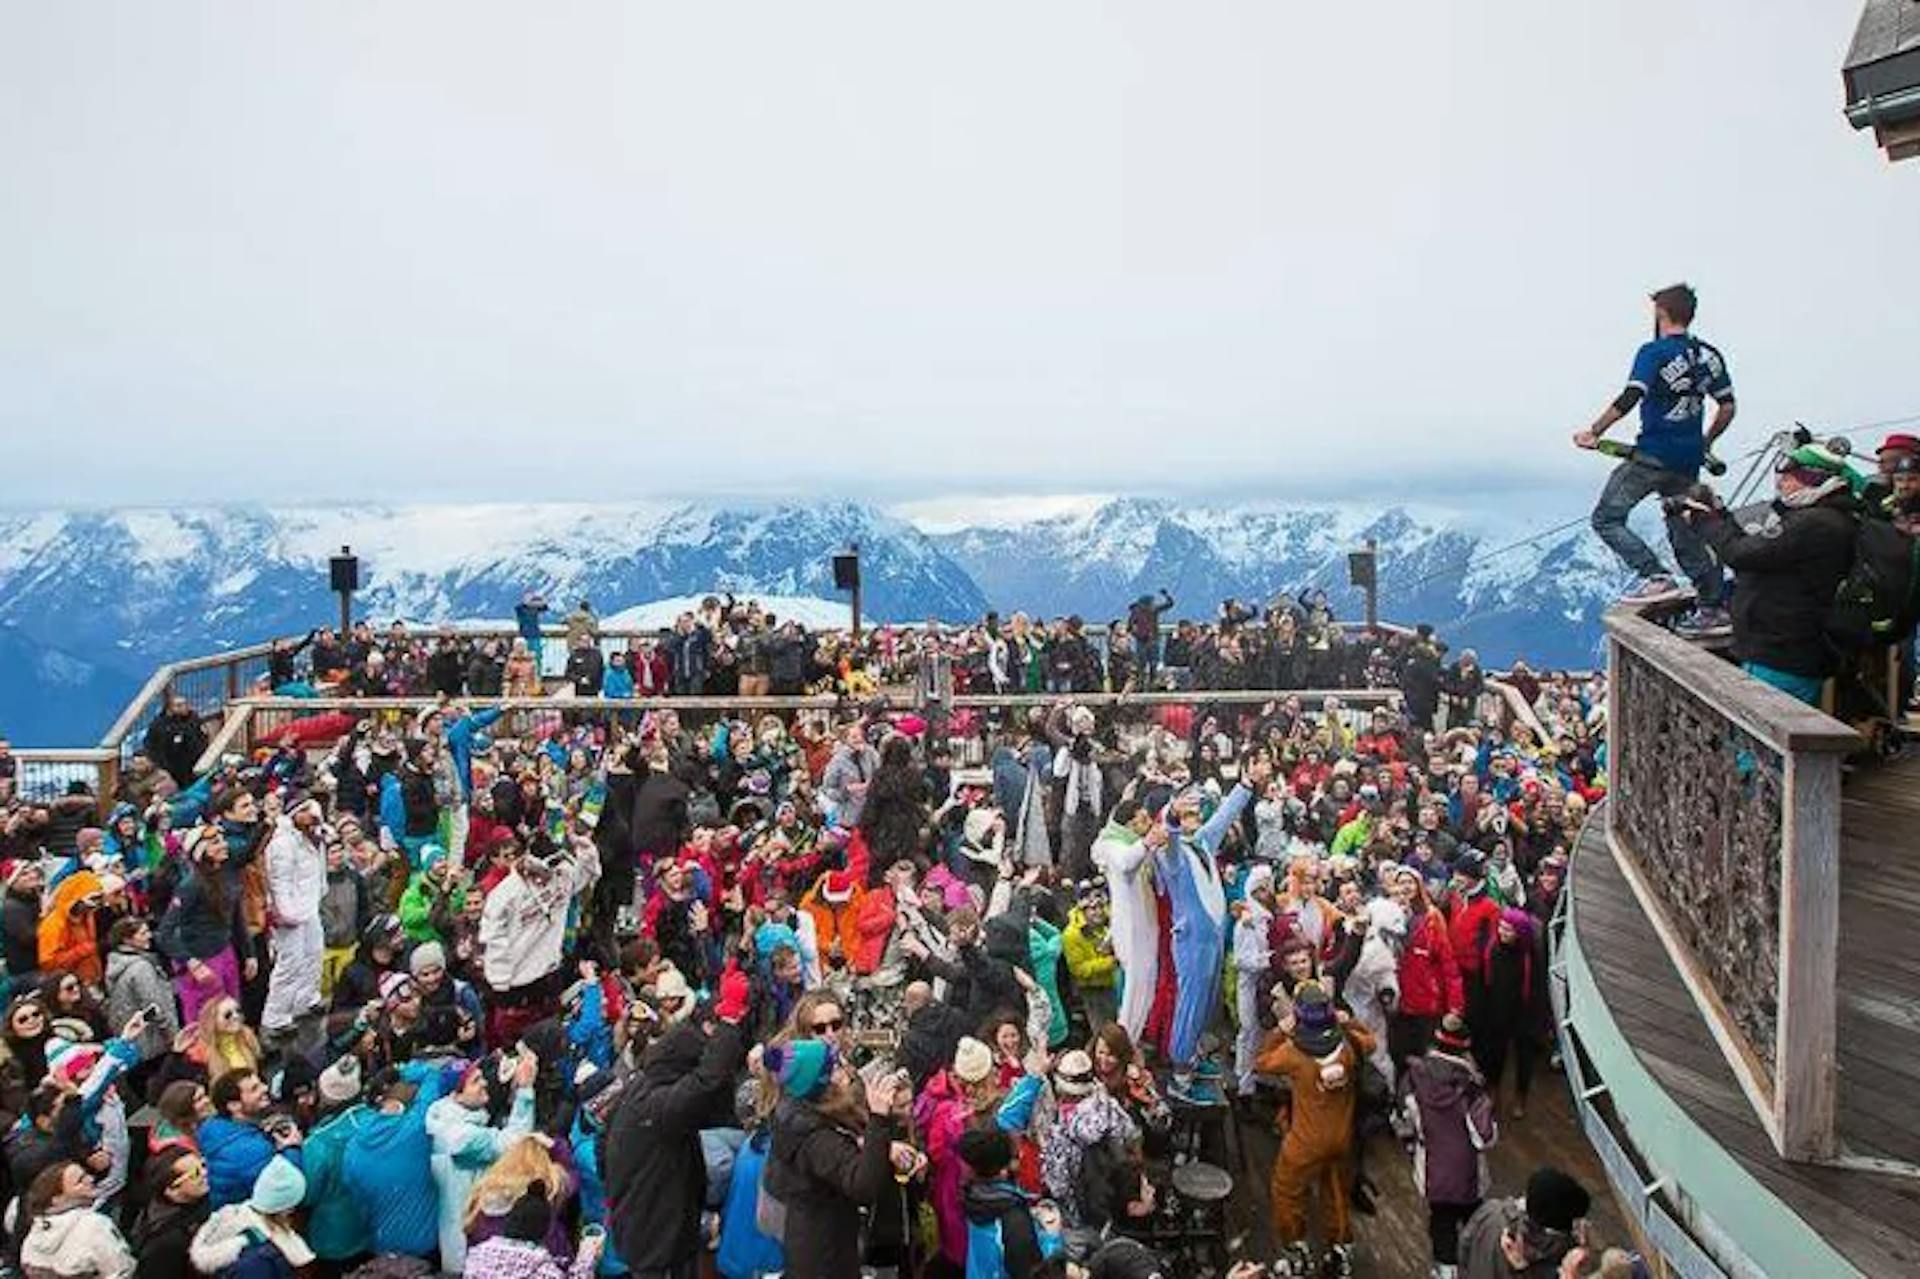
xmin=604 ymin=593 xmax=852 ymax=630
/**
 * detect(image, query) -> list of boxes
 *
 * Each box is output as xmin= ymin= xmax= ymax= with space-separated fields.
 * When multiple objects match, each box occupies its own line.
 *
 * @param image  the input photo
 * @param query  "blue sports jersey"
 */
xmin=1625 ymin=334 xmax=1733 ymax=473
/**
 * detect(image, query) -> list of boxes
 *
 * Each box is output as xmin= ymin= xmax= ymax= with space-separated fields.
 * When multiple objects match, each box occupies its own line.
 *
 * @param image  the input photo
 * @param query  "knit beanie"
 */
xmin=318 ymin=1055 xmax=363 ymax=1105
xmin=1433 ymin=1014 xmax=1472 ymax=1054
xmin=409 ymin=940 xmax=447 ymax=978
xmin=1053 ymin=1049 xmax=1096 ymax=1098
xmin=251 ymin=1154 xmax=308 ymax=1215
xmin=44 ymin=1037 xmax=102 ymax=1086
xmin=419 ymin=843 xmax=449 ymax=875
xmin=953 ymin=1036 xmax=994 ymax=1086
xmin=764 ymin=1039 xmax=834 ymax=1102
xmin=379 ymin=971 xmax=414 ymax=1005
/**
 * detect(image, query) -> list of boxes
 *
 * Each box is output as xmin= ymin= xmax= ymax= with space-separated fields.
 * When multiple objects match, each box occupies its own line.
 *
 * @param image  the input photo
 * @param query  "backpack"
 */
xmin=1826 ymin=513 xmax=1920 ymax=652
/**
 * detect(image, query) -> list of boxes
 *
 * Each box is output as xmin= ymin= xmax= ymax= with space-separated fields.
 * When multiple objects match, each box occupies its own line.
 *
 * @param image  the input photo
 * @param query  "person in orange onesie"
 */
xmin=1257 ymin=979 xmax=1376 ymax=1278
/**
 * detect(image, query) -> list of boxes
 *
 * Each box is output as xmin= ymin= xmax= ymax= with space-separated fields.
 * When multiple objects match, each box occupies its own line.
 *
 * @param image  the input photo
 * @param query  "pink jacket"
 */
xmin=913 ymin=1070 xmax=973 ymax=1265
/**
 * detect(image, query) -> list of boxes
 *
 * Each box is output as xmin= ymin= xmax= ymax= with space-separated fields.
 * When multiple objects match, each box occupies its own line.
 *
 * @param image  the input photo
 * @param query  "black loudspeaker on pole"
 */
xmin=330 ymin=545 xmax=360 ymax=634
xmin=832 ymin=545 xmax=862 ymax=641
xmin=1347 ymin=539 xmax=1378 ymax=631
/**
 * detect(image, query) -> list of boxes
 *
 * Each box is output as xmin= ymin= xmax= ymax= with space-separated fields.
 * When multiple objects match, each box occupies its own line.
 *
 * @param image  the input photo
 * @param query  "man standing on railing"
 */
xmin=1127 ymin=589 xmax=1175 ymax=689
xmin=143 ymin=695 xmax=209 ymax=788
xmin=1574 ymin=283 xmax=1735 ymax=639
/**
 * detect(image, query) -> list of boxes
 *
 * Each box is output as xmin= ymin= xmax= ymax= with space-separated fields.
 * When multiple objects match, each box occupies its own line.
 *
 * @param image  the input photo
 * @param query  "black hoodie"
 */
xmin=604 ymin=1022 xmax=746 ymax=1273
xmin=132 ymin=1194 xmax=211 ymax=1279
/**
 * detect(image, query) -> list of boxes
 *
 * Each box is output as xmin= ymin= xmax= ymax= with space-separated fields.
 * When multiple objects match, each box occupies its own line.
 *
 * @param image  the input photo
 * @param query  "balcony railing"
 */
xmin=1603 ymin=606 xmax=1859 ymax=1160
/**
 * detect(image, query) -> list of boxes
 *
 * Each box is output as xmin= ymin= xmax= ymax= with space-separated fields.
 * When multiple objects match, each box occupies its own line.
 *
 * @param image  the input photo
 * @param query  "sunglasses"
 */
xmin=811 ymin=1017 xmax=845 ymax=1033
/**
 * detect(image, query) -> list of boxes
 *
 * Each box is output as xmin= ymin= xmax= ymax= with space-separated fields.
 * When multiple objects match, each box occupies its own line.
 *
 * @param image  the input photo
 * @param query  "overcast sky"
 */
xmin=3 ymin=1 xmax=1916 ymax=511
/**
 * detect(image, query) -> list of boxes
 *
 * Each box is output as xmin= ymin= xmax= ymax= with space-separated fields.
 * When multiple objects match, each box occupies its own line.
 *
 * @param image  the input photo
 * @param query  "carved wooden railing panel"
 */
xmin=1604 ymin=607 xmax=1858 ymax=1161
xmin=1613 ymin=643 xmax=1784 ymax=1068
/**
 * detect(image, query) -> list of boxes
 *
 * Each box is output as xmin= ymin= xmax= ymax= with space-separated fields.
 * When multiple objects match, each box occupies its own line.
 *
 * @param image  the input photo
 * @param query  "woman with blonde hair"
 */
xmin=464 ymin=1133 xmax=576 ymax=1259
xmin=186 ymin=996 xmax=260 ymax=1084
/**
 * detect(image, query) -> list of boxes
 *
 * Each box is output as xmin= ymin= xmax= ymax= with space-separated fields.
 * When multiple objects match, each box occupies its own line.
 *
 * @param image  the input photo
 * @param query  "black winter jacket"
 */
xmin=605 ymin=1021 xmax=746 ymax=1272
xmin=1701 ymin=492 xmax=1855 ymax=677
xmin=764 ymin=1099 xmax=899 ymax=1279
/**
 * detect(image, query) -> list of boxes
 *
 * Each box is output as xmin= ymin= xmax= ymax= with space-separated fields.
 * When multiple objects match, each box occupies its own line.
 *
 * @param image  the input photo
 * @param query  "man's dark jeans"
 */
xmin=1590 ymin=457 xmax=1723 ymax=605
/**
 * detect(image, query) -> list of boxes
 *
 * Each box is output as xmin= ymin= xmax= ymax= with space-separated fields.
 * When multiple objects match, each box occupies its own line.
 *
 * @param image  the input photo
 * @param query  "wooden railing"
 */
xmin=190 ymin=687 xmax=1412 ymax=775
xmin=22 ymin=612 xmax=1545 ymax=811
xmin=1603 ymin=606 xmax=1859 ymax=1160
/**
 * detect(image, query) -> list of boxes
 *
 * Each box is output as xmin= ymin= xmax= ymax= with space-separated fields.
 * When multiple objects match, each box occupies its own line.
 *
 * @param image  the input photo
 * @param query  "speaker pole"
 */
xmin=1363 ymin=538 xmax=1379 ymax=631
xmin=850 ymin=541 xmax=863 ymax=644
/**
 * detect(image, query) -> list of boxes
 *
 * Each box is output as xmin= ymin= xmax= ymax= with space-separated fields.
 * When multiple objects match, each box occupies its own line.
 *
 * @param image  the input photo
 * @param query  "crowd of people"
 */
xmin=235 ymin=589 xmax=1496 ymax=713
xmin=0 ymin=594 xmax=1636 ymax=1279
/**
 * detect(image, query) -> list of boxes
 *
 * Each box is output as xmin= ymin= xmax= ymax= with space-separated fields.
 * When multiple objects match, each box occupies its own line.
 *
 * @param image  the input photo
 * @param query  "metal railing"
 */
xmin=1603 ymin=605 xmax=1858 ymax=1161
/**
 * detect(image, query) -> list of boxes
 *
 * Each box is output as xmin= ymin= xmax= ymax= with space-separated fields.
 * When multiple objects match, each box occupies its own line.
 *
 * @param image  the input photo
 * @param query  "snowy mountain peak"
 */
xmin=0 ymin=496 xmax=1639 ymax=745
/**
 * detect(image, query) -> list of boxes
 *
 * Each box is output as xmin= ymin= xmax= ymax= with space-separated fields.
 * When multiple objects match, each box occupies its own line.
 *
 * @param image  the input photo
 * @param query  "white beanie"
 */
xmin=953 ymin=1036 xmax=994 ymax=1085
xmin=318 ymin=1055 xmax=362 ymax=1105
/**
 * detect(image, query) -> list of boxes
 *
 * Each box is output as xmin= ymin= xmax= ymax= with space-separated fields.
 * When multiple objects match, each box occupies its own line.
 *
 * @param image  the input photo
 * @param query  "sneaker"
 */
xmin=1672 ymin=606 xmax=1733 ymax=640
xmin=1195 ymin=1058 xmax=1224 ymax=1080
xmin=1273 ymin=1243 xmax=1316 ymax=1278
xmin=1621 ymin=574 xmax=1692 ymax=604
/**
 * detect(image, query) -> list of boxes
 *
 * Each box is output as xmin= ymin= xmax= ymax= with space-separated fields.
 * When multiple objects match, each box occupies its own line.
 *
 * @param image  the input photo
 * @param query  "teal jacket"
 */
xmin=302 ymin=1103 xmax=372 ymax=1260
xmin=1027 ymin=919 xmax=1068 ymax=1048
xmin=341 ymin=1061 xmax=446 ymax=1259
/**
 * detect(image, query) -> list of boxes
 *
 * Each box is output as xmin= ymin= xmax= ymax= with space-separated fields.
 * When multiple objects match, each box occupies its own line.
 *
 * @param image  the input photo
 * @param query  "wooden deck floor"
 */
xmin=1225 ymin=1079 xmax=1632 ymax=1276
xmin=1574 ymin=752 xmax=1920 ymax=1276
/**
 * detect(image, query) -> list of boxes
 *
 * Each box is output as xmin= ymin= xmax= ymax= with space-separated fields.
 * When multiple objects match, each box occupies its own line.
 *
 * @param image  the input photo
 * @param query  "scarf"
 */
xmin=1778 ymin=475 xmax=1849 ymax=510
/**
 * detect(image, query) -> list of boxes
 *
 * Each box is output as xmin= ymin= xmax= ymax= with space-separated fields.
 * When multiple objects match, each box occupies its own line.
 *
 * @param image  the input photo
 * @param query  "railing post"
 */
xmin=1775 ymin=748 xmax=1842 ymax=1160
xmin=96 ymin=753 xmax=118 ymax=816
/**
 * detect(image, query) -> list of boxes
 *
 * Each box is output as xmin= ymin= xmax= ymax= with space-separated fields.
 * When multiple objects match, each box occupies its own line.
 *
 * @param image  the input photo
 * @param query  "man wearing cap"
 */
xmin=425 ymin=1049 xmax=539 ymax=1271
xmin=1457 ymin=1165 xmax=1590 ymax=1279
xmin=1574 ymin=282 xmax=1735 ymax=635
xmin=1877 ymin=431 xmax=1920 ymax=489
xmin=1685 ymin=443 xmax=1859 ymax=704
xmin=262 ymin=796 xmax=328 ymax=1046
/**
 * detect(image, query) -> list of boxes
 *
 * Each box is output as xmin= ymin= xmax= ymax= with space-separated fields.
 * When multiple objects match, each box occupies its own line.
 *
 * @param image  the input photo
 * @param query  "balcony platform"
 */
xmin=1569 ymin=754 xmax=1920 ymax=1276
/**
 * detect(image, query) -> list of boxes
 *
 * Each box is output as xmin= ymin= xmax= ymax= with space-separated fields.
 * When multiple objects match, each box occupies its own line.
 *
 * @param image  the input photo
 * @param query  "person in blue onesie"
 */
xmin=1156 ymin=754 xmax=1272 ymax=1104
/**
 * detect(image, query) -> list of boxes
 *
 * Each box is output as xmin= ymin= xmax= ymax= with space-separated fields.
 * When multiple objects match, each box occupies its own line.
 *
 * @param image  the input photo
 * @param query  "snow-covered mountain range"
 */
xmin=0 ymin=497 xmax=1633 ymax=745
